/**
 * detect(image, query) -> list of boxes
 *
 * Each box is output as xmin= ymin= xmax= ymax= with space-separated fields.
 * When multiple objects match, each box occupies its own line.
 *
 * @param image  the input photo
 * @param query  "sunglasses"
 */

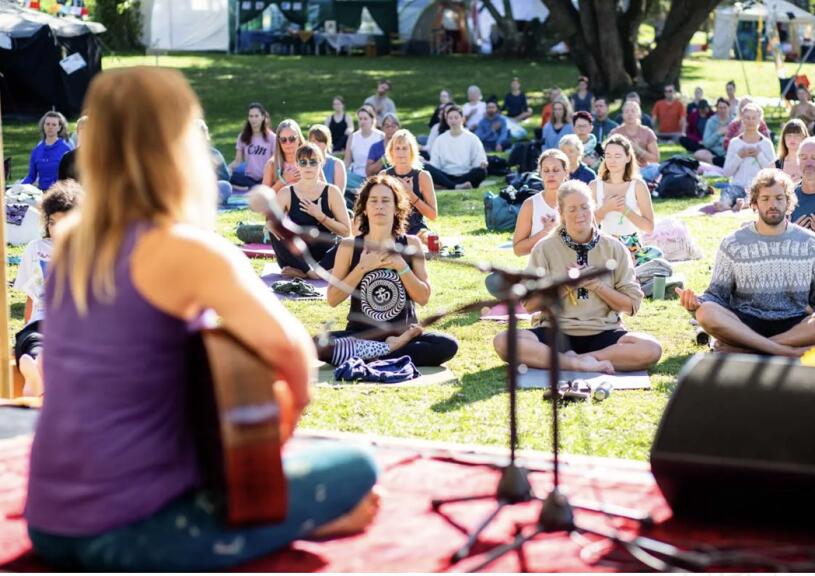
xmin=297 ymin=159 xmax=320 ymax=167
xmin=280 ymin=136 xmax=299 ymax=144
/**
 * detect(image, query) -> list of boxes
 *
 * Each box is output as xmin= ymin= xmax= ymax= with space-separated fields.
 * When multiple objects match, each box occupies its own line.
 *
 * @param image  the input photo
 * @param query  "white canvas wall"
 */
xmin=143 ymin=0 xmax=229 ymax=52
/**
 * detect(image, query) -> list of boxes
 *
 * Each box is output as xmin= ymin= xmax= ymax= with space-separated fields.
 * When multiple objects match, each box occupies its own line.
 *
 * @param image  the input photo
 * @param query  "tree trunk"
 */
xmin=541 ymin=0 xmax=643 ymax=95
xmin=640 ymin=0 xmax=723 ymax=93
xmin=481 ymin=0 xmax=522 ymax=55
xmin=541 ymin=0 xmax=722 ymax=96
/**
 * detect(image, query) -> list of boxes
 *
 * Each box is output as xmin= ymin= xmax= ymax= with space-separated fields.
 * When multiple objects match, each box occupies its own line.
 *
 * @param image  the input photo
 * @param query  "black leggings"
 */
xmin=678 ymin=136 xmax=704 ymax=153
xmin=317 ymin=329 xmax=458 ymax=367
xmin=15 ymin=321 xmax=42 ymax=363
xmin=268 ymin=234 xmax=336 ymax=273
xmin=423 ymin=163 xmax=487 ymax=189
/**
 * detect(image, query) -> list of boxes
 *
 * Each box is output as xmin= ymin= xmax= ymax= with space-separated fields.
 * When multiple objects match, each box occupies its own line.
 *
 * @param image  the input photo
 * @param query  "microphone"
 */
xmin=256 ymin=185 xmax=422 ymax=259
xmin=524 ymin=260 xmax=617 ymax=296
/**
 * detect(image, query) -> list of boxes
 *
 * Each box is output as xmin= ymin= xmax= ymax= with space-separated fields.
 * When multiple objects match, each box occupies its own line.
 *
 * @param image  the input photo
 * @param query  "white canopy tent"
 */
xmin=140 ymin=0 xmax=230 ymax=52
xmin=712 ymin=0 xmax=815 ymax=60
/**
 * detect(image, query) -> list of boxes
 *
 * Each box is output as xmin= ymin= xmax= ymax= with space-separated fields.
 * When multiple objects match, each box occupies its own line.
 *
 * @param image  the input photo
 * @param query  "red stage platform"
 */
xmin=2 ymin=431 xmax=813 ymax=572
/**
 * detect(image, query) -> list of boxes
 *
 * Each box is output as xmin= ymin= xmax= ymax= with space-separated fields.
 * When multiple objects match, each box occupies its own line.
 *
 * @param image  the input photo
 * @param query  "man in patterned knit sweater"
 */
xmin=677 ymin=168 xmax=815 ymax=356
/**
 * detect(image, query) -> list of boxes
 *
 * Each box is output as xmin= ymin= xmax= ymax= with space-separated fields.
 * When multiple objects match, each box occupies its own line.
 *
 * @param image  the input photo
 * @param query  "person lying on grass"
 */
xmin=318 ymin=174 xmax=458 ymax=367
xmin=677 ymin=168 xmax=815 ymax=357
xmin=493 ymin=180 xmax=662 ymax=374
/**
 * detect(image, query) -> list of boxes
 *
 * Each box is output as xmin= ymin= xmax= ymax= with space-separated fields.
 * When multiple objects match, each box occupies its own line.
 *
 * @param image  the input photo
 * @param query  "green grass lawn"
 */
xmin=2 ymin=51 xmax=805 ymax=460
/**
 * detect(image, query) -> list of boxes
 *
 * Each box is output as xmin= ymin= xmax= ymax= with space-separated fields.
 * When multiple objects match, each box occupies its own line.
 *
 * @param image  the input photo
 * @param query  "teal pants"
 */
xmin=29 ymin=444 xmax=377 ymax=571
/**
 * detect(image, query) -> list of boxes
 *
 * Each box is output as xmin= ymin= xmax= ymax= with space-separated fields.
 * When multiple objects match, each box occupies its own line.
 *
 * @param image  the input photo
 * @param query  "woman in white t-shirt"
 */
xmin=13 ymin=179 xmax=83 ymax=396
xmin=717 ymin=103 xmax=777 ymax=212
xmin=344 ymin=106 xmax=384 ymax=192
xmin=462 ymin=85 xmax=486 ymax=131
xmin=589 ymin=134 xmax=654 ymax=260
xmin=228 ymin=102 xmax=276 ymax=188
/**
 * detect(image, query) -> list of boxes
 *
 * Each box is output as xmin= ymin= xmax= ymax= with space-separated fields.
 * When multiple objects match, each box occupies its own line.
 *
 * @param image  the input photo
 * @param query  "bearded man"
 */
xmin=677 ymin=168 xmax=815 ymax=356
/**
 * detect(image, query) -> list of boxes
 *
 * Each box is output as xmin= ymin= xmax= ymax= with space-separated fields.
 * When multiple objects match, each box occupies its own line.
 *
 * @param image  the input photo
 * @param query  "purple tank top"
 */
xmin=25 ymin=224 xmax=200 ymax=536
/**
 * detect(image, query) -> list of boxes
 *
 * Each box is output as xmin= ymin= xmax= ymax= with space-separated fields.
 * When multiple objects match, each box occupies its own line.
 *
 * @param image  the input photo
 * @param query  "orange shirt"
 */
xmin=651 ymin=99 xmax=685 ymax=133
xmin=541 ymin=103 xmax=552 ymax=127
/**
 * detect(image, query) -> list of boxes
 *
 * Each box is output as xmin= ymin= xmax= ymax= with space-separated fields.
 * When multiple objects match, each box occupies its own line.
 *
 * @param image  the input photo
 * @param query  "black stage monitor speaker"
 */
xmin=651 ymin=353 xmax=815 ymax=525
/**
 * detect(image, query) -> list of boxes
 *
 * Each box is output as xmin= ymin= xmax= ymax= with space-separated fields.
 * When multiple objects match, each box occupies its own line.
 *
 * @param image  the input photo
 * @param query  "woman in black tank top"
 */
xmin=318 ymin=174 xmax=457 ymax=367
xmin=251 ymin=143 xmax=350 ymax=278
xmin=327 ymin=96 xmax=354 ymax=152
xmin=382 ymin=129 xmax=437 ymax=244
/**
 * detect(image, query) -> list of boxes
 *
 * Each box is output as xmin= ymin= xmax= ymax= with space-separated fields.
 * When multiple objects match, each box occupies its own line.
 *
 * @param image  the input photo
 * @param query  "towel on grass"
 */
xmin=333 ymin=356 xmax=419 ymax=383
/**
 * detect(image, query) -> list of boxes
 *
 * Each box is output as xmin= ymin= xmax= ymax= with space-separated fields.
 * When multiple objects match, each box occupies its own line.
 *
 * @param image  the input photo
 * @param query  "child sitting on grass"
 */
xmin=13 ymin=179 xmax=83 ymax=395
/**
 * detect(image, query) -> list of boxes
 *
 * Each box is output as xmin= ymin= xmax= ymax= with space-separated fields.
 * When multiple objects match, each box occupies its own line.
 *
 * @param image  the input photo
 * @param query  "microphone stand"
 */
xmin=466 ymin=289 xmax=694 ymax=573
xmin=260 ymin=194 xmax=686 ymax=570
xmin=429 ymin=267 xmax=533 ymax=563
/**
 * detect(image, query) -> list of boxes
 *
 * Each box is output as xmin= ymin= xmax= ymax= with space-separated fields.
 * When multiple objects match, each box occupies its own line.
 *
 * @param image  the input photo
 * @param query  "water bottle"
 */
xmin=593 ymin=381 xmax=613 ymax=402
xmin=652 ymin=273 xmax=668 ymax=300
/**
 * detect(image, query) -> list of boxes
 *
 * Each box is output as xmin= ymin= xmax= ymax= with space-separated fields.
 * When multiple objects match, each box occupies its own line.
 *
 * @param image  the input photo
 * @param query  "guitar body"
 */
xmin=189 ymin=327 xmax=293 ymax=527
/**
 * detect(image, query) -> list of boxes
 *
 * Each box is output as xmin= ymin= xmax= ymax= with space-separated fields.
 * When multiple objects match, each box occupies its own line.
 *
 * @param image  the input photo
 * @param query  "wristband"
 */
xmin=397 ymin=266 xmax=411 ymax=277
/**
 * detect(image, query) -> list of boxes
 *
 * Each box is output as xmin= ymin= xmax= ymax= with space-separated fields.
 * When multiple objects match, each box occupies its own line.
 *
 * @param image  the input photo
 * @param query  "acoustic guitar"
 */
xmin=189 ymin=326 xmax=293 ymax=527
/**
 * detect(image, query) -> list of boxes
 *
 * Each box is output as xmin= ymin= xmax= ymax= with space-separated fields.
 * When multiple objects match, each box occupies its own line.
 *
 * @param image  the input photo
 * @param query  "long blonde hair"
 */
xmin=273 ymin=118 xmax=304 ymax=171
xmin=56 ymin=66 xmax=216 ymax=314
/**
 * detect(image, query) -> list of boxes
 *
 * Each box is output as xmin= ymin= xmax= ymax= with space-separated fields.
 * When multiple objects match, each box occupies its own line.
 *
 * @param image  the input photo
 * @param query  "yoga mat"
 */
xmin=480 ymin=303 xmax=539 ymax=322
xmin=317 ymin=363 xmax=457 ymax=387
xmin=217 ymin=193 xmax=251 ymax=212
xmin=517 ymin=368 xmax=651 ymax=391
xmin=240 ymin=243 xmax=276 ymax=259
xmin=261 ymin=263 xmax=327 ymax=301
xmin=0 ymin=406 xmax=38 ymax=440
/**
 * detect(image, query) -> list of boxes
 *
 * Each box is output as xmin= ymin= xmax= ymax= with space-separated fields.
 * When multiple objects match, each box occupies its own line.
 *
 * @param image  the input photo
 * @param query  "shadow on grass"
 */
xmin=432 ymin=311 xmax=483 ymax=331
xmin=10 ymin=302 xmax=25 ymax=322
xmin=431 ymin=365 xmax=505 ymax=413
xmin=651 ymin=352 xmax=696 ymax=376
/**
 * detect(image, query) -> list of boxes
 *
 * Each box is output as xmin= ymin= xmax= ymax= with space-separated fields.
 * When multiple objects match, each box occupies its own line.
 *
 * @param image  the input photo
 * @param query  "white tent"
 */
xmin=712 ymin=0 xmax=815 ymax=60
xmin=140 ymin=0 xmax=229 ymax=52
xmin=397 ymin=0 xmax=548 ymax=54
xmin=474 ymin=0 xmax=548 ymax=54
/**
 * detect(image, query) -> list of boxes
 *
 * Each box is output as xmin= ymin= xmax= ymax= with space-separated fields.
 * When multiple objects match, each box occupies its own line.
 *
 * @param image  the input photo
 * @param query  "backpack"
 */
xmin=487 ymin=155 xmax=510 ymax=176
xmin=642 ymin=218 xmax=703 ymax=262
xmin=484 ymin=191 xmax=520 ymax=231
xmin=654 ymin=156 xmax=711 ymax=199
xmin=500 ymin=171 xmax=543 ymax=205
xmin=508 ymin=141 xmax=541 ymax=173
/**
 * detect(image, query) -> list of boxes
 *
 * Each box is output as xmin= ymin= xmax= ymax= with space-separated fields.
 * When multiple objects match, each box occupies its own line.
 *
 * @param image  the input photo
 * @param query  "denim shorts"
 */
xmin=719 ymin=184 xmax=747 ymax=208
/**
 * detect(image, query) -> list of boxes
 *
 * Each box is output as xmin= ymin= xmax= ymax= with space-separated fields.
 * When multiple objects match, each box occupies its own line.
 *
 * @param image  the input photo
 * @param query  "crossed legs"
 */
xmin=493 ymin=328 xmax=662 ymax=373
xmin=695 ymin=302 xmax=815 ymax=356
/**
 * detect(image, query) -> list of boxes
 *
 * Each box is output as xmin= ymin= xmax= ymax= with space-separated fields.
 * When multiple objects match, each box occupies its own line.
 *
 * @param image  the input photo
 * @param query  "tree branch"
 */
xmin=641 ymin=0 xmax=723 ymax=90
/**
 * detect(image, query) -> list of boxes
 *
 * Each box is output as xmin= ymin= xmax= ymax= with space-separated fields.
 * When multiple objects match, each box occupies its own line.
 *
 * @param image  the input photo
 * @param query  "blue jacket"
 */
xmin=23 ymin=139 xmax=73 ymax=191
xmin=475 ymin=114 xmax=510 ymax=150
xmin=541 ymin=122 xmax=574 ymax=150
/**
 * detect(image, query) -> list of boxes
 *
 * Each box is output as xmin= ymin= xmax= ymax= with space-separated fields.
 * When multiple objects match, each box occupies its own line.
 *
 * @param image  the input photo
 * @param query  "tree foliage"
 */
xmin=484 ymin=0 xmax=723 ymax=96
xmin=93 ymin=0 xmax=143 ymax=51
